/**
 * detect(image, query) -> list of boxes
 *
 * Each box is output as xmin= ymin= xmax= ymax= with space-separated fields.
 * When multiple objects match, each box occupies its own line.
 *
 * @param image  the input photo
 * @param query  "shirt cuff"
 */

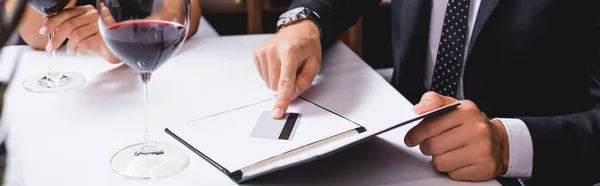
xmin=495 ymin=118 xmax=533 ymax=178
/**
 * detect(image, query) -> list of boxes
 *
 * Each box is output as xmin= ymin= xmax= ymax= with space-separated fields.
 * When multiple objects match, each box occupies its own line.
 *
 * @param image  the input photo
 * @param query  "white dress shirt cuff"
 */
xmin=496 ymin=118 xmax=533 ymax=178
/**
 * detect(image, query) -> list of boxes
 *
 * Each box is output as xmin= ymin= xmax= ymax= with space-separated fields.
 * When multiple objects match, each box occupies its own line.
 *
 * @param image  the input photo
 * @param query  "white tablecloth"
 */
xmin=0 ymin=32 xmax=499 ymax=186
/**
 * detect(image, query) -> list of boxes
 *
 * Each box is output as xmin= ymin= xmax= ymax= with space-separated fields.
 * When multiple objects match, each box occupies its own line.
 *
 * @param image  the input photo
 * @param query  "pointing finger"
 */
xmin=267 ymin=51 xmax=281 ymax=90
xmin=273 ymin=52 xmax=300 ymax=118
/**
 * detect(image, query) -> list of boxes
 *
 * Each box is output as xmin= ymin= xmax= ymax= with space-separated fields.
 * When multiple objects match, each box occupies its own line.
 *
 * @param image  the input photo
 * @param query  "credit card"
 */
xmin=250 ymin=111 xmax=302 ymax=140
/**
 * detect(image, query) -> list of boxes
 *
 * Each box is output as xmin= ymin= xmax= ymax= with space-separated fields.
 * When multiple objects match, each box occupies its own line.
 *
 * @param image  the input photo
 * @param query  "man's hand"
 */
xmin=40 ymin=5 xmax=120 ymax=64
xmin=405 ymin=91 xmax=510 ymax=181
xmin=253 ymin=20 xmax=322 ymax=118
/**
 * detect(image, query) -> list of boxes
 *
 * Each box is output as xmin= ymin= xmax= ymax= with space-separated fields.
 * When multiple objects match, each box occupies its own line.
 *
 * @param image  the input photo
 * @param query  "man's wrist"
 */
xmin=279 ymin=19 xmax=321 ymax=39
xmin=277 ymin=7 xmax=323 ymax=39
xmin=491 ymin=119 xmax=510 ymax=175
xmin=494 ymin=118 xmax=533 ymax=178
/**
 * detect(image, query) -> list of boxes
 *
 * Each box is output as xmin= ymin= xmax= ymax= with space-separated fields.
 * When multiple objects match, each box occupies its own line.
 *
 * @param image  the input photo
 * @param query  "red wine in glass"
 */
xmin=103 ymin=20 xmax=186 ymax=74
xmin=23 ymin=0 xmax=86 ymax=93
xmin=98 ymin=0 xmax=190 ymax=180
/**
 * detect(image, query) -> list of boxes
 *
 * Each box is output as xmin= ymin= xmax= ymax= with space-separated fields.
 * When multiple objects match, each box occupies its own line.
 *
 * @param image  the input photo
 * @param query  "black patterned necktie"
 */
xmin=430 ymin=0 xmax=471 ymax=98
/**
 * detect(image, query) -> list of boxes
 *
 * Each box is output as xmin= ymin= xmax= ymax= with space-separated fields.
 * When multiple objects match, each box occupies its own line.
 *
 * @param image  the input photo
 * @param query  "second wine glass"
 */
xmin=97 ymin=0 xmax=190 ymax=180
xmin=23 ymin=0 xmax=86 ymax=93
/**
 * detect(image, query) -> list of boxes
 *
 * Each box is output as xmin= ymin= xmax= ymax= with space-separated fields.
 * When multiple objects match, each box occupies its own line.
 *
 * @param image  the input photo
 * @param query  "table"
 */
xmin=1 ymin=34 xmax=500 ymax=186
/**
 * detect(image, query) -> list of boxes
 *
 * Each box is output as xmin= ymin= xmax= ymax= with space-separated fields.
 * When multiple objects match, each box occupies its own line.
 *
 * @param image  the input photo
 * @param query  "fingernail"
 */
xmin=272 ymin=108 xmax=282 ymax=118
xmin=405 ymin=138 xmax=413 ymax=147
xmin=45 ymin=43 xmax=52 ymax=52
xmin=67 ymin=49 xmax=73 ymax=55
xmin=39 ymin=26 xmax=47 ymax=35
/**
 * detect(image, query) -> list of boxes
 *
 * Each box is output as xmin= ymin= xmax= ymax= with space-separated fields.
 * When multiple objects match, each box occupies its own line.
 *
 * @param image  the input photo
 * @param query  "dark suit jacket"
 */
xmin=289 ymin=0 xmax=600 ymax=185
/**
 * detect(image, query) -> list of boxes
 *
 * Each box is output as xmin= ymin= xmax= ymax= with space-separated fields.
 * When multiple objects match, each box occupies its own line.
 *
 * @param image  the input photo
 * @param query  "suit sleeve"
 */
xmin=288 ymin=0 xmax=382 ymax=50
xmin=517 ymin=12 xmax=600 ymax=186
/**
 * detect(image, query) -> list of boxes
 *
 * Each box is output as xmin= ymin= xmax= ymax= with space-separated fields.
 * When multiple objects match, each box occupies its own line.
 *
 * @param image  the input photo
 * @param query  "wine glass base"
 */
xmin=22 ymin=71 xmax=85 ymax=93
xmin=110 ymin=142 xmax=190 ymax=180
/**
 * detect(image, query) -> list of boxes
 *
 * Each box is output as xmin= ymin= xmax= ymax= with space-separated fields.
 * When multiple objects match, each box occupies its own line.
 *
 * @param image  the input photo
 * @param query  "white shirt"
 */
xmin=425 ymin=0 xmax=533 ymax=178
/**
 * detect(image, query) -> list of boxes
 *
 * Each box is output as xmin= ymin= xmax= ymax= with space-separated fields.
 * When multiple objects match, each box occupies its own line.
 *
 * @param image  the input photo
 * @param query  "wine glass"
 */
xmin=23 ymin=0 xmax=86 ymax=93
xmin=97 ymin=0 xmax=190 ymax=180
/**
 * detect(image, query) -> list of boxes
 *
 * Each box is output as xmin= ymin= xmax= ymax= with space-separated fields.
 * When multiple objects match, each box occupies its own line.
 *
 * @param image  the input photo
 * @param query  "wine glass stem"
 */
xmin=135 ymin=73 xmax=163 ymax=156
xmin=46 ymin=31 xmax=60 ymax=78
xmin=143 ymin=78 xmax=154 ymax=146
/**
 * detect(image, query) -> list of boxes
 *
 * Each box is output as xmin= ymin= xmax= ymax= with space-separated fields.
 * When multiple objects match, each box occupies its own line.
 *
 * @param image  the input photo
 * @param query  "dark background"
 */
xmin=202 ymin=3 xmax=393 ymax=70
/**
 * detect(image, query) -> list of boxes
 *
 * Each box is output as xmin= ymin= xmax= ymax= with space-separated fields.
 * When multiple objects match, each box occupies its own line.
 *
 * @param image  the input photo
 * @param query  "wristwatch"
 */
xmin=276 ymin=7 xmax=322 ymax=38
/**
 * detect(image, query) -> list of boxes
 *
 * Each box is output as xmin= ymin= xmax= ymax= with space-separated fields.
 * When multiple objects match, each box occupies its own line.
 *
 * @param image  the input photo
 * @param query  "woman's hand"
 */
xmin=41 ymin=5 xmax=120 ymax=64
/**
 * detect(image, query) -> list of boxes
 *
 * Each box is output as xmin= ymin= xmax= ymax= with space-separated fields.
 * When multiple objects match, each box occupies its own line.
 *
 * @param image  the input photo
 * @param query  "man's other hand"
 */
xmin=406 ymin=91 xmax=510 ymax=181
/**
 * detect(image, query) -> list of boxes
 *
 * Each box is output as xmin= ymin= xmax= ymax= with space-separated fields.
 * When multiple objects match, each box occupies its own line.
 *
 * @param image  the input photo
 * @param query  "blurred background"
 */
xmin=5 ymin=0 xmax=394 ymax=70
xmin=201 ymin=0 xmax=393 ymax=70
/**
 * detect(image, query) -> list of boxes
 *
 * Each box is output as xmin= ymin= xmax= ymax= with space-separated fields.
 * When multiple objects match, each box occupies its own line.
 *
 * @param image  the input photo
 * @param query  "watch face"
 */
xmin=280 ymin=7 xmax=305 ymax=18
